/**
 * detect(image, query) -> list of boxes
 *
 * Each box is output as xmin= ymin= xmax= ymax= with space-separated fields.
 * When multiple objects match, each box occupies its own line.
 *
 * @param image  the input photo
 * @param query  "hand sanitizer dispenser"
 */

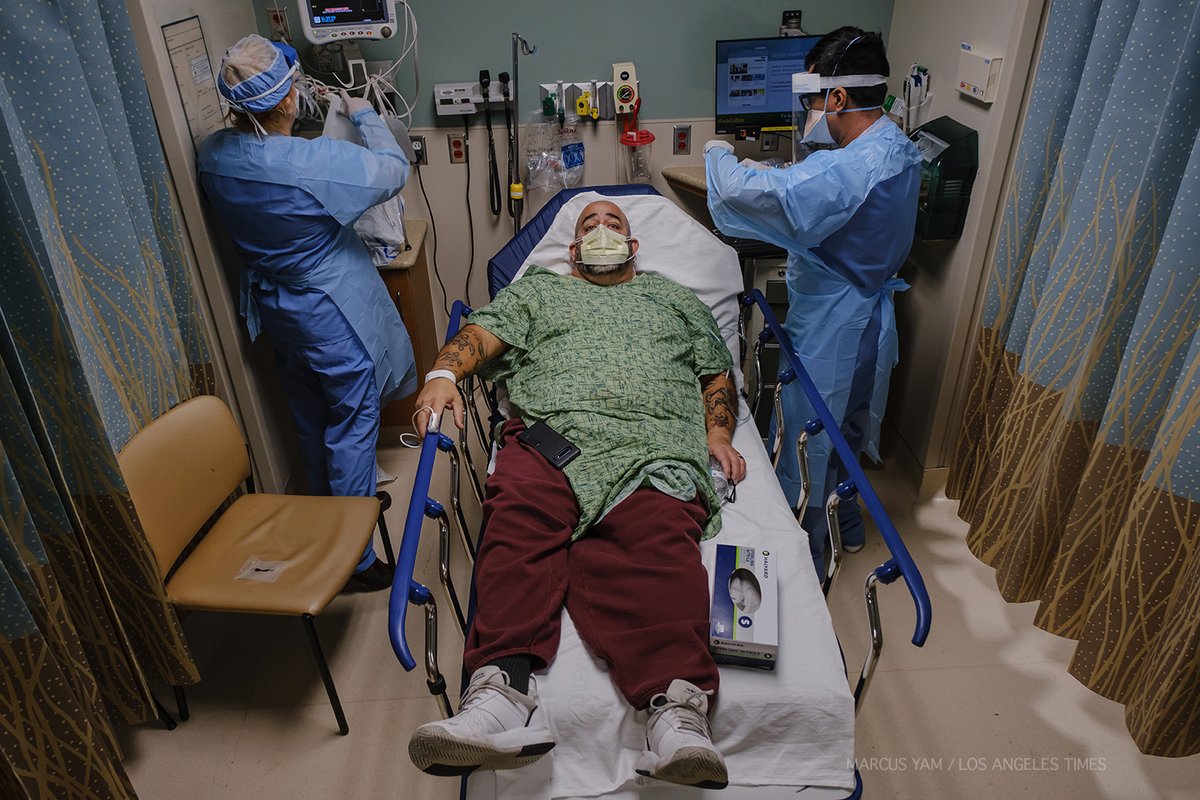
xmin=910 ymin=116 xmax=978 ymax=240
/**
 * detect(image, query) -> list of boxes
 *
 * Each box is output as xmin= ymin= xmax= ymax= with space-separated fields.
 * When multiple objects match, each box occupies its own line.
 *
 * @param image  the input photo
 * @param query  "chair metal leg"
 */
xmin=173 ymin=685 xmax=190 ymax=721
xmin=152 ymin=694 xmax=177 ymax=731
xmin=301 ymin=614 xmax=349 ymax=735
xmin=376 ymin=490 xmax=395 ymax=566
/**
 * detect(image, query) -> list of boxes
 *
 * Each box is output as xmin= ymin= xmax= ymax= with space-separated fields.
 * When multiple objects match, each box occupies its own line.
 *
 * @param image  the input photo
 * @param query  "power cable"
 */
xmin=416 ymin=164 xmax=450 ymax=319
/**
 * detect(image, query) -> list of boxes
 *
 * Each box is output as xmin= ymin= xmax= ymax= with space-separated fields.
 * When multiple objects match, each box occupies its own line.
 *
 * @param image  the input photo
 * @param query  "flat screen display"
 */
xmin=308 ymin=1 xmax=388 ymax=27
xmin=715 ymin=36 xmax=822 ymax=134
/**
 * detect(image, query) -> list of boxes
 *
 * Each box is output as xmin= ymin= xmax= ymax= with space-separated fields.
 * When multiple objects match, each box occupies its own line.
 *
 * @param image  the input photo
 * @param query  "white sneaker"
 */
xmin=635 ymin=679 xmax=728 ymax=790
xmin=408 ymin=666 xmax=555 ymax=776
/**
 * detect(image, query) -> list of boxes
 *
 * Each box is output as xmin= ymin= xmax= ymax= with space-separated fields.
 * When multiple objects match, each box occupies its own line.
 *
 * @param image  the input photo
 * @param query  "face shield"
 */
xmin=791 ymin=71 xmax=888 ymax=160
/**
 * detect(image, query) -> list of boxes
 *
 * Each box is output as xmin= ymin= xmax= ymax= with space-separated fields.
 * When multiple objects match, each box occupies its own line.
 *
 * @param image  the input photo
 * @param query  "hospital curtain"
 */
xmin=948 ymin=0 xmax=1200 ymax=757
xmin=0 ymin=1 xmax=217 ymax=797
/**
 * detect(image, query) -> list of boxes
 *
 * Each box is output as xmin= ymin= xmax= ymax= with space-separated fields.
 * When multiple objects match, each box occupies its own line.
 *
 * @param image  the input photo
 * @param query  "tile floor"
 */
xmin=119 ymin=428 xmax=1198 ymax=799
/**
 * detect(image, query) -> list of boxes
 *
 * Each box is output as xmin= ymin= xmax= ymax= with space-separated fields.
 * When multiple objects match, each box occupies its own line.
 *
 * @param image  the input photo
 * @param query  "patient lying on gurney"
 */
xmin=408 ymin=201 xmax=745 ymax=790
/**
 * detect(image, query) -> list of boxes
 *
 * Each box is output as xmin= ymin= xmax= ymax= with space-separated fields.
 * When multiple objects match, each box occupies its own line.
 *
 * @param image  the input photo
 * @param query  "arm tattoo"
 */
xmin=433 ymin=326 xmax=490 ymax=378
xmin=702 ymin=375 xmax=737 ymax=434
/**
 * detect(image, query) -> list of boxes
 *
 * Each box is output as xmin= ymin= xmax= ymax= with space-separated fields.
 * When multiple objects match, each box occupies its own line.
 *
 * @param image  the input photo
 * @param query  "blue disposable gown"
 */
xmin=706 ymin=116 xmax=920 ymax=568
xmin=198 ymin=109 xmax=415 ymax=568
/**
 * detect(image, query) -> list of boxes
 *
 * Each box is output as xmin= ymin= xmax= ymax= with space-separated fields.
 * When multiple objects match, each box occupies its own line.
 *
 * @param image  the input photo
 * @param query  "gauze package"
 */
xmin=710 ymin=544 xmax=778 ymax=669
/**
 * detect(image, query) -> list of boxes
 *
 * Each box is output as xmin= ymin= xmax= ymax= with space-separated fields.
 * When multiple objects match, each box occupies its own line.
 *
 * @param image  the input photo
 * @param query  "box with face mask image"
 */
xmin=709 ymin=544 xmax=778 ymax=669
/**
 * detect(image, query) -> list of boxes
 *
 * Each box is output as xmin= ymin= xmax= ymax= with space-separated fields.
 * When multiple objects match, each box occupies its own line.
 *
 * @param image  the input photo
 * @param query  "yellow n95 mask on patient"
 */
xmin=576 ymin=225 xmax=632 ymax=265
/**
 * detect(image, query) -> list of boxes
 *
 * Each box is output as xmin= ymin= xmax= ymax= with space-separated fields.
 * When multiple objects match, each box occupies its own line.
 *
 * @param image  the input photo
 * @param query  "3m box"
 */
xmin=710 ymin=544 xmax=778 ymax=670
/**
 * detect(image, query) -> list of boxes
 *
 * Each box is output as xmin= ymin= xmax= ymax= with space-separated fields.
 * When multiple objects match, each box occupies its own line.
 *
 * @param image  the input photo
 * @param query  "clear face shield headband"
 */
xmin=791 ymin=71 xmax=888 ymax=150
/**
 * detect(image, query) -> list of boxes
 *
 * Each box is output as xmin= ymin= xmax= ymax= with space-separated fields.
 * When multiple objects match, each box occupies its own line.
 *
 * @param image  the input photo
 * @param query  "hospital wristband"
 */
xmin=424 ymin=369 xmax=459 ymax=384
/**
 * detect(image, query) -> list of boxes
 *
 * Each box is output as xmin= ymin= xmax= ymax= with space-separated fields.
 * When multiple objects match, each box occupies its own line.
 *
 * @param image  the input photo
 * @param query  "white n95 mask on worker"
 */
xmin=801 ymin=108 xmax=835 ymax=145
xmin=576 ymin=225 xmax=632 ymax=266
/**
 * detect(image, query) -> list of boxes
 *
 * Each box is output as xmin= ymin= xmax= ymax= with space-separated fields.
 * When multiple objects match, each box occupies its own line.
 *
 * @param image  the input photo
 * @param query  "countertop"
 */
xmin=660 ymin=165 xmax=708 ymax=198
xmin=380 ymin=219 xmax=427 ymax=271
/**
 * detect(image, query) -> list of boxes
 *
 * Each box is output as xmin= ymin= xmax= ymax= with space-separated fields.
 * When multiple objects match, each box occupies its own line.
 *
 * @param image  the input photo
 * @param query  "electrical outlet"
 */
xmin=673 ymin=124 xmax=691 ymax=155
xmin=267 ymin=7 xmax=291 ymax=41
xmin=409 ymin=135 xmax=426 ymax=165
xmin=447 ymin=133 xmax=467 ymax=164
xmin=761 ymin=133 xmax=779 ymax=152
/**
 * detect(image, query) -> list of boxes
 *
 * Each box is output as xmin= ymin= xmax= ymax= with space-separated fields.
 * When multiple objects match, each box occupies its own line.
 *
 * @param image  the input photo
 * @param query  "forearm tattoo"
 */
xmin=434 ymin=325 xmax=489 ymax=377
xmin=703 ymin=376 xmax=737 ymax=434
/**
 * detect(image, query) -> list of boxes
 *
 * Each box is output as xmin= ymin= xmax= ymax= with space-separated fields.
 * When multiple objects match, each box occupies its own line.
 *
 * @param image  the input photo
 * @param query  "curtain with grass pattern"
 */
xmin=949 ymin=0 xmax=1200 ymax=757
xmin=0 ymin=0 xmax=219 ymax=795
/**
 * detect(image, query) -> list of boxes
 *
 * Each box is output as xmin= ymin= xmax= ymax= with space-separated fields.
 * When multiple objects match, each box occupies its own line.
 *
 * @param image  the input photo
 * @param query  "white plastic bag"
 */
xmin=323 ymin=95 xmax=407 ymax=265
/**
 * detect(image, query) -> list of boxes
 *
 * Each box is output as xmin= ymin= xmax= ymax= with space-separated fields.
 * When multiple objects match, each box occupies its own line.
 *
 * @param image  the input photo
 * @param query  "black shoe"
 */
xmin=344 ymin=558 xmax=395 ymax=593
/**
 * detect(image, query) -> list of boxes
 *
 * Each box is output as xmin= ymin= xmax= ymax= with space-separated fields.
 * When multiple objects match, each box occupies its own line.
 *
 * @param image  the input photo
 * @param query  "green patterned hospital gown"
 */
xmin=469 ymin=267 xmax=732 ymax=540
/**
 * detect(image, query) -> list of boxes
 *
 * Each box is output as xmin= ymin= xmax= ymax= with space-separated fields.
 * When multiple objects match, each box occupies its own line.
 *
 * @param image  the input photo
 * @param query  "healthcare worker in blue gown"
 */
xmin=704 ymin=27 xmax=920 ymax=575
xmin=197 ymin=35 xmax=417 ymax=590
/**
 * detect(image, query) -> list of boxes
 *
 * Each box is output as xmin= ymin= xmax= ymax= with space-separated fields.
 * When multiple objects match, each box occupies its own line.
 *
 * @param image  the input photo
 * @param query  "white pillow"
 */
xmin=517 ymin=192 xmax=745 ymax=387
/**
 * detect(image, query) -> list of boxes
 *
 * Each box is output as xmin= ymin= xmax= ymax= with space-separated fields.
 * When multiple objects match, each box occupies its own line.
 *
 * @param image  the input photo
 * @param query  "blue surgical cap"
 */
xmin=217 ymin=35 xmax=299 ymax=114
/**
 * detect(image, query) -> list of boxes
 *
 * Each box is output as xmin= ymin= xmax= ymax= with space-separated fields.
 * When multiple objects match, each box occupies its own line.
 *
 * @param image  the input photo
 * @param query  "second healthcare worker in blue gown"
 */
xmin=198 ymin=35 xmax=417 ymax=590
xmin=705 ymin=27 xmax=920 ymax=574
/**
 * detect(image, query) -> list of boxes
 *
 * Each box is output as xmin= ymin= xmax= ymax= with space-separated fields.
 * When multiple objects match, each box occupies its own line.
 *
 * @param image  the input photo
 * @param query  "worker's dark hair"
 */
xmin=805 ymin=26 xmax=889 ymax=108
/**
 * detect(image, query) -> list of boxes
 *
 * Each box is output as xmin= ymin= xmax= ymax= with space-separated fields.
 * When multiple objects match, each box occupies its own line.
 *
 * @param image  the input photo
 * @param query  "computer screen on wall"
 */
xmin=715 ymin=35 xmax=823 ymax=135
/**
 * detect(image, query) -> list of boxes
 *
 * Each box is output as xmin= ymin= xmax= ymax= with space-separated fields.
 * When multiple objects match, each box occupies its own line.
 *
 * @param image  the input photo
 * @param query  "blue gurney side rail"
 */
xmin=744 ymin=289 xmax=932 ymax=646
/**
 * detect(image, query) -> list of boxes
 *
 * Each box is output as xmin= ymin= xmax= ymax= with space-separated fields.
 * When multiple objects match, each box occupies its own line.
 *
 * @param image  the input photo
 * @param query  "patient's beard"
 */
xmin=575 ymin=258 xmax=628 ymax=276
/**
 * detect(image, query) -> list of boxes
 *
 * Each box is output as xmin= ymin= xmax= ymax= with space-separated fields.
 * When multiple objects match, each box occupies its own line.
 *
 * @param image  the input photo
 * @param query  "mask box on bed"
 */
xmin=709 ymin=544 xmax=778 ymax=670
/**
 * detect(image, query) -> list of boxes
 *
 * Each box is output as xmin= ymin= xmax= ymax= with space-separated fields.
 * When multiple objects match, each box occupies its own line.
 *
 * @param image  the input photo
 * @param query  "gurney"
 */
xmin=388 ymin=186 xmax=932 ymax=798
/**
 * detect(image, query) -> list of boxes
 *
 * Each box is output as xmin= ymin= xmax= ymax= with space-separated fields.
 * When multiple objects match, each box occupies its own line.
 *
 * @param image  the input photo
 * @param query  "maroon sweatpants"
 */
xmin=464 ymin=419 xmax=719 ymax=709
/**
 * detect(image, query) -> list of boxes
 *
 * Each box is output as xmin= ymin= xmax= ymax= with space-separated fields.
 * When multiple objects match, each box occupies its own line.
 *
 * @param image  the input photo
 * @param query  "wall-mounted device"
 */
xmin=957 ymin=42 xmax=1003 ymax=104
xmin=434 ymin=82 xmax=484 ymax=115
xmin=715 ymin=35 xmax=822 ymax=138
xmin=612 ymin=62 xmax=639 ymax=115
xmin=433 ymin=81 xmax=507 ymax=116
xmin=910 ymin=116 xmax=978 ymax=240
xmin=298 ymin=0 xmax=397 ymax=45
xmin=779 ymin=10 xmax=806 ymax=36
xmin=539 ymin=81 xmax=613 ymax=120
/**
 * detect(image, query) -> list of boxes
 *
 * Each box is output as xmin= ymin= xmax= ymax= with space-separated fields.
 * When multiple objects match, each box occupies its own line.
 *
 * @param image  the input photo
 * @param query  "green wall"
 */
xmin=252 ymin=1 xmax=895 ymax=128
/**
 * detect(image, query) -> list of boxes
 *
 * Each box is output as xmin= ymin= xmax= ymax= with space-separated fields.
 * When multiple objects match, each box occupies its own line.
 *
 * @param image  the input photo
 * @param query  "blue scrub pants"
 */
xmin=274 ymin=336 xmax=381 ymax=573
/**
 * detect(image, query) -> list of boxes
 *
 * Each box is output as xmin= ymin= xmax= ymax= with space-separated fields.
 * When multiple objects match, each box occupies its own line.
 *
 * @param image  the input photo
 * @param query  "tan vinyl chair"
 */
xmin=118 ymin=395 xmax=387 ymax=735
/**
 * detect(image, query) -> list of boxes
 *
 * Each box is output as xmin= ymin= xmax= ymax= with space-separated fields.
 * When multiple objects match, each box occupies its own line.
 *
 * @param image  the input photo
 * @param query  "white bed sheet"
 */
xmin=468 ymin=191 xmax=855 ymax=799
xmin=466 ymin=402 xmax=856 ymax=800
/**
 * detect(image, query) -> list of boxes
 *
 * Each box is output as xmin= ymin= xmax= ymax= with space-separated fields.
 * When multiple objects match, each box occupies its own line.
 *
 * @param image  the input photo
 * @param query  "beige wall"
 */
xmin=397 ymin=118 xmax=776 ymax=335
xmin=129 ymin=0 xmax=1047 ymax=495
xmin=883 ymin=0 xmax=1047 ymax=484
xmin=126 ymin=0 xmax=299 ymax=492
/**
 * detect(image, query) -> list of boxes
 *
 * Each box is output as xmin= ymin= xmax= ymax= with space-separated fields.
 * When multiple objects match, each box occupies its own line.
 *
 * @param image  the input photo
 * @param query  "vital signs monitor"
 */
xmin=299 ymin=0 xmax=398 ymax=44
